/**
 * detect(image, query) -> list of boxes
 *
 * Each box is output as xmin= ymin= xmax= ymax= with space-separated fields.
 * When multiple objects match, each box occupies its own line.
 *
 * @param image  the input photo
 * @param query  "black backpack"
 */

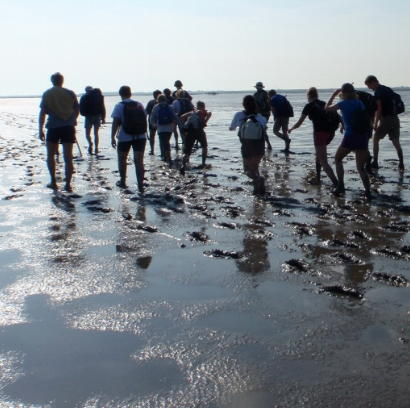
xmin=79 ymin=93 xmax=92 ymax=116
xmin=393 ymin=92 xmax=405 ymax=114
xmin=178 ymin=99 xmax=194 ymax=116
xmin=283 ymin=98 xmax=294 ymax=117
xmin=325 ymin=110 xmax=341 ymax=133
xmin=356 ymin=91 xmax=377 ymax=117
xmin=121 ymin=101 xmax=147 ymax=135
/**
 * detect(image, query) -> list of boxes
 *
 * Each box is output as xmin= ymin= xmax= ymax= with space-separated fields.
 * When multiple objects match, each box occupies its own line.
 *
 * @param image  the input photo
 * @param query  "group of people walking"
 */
xmin=38 ymin=73 xmax=405 ymax=198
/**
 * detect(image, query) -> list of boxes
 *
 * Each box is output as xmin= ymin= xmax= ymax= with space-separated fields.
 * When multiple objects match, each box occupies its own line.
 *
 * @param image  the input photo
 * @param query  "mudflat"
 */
xmin=0 ymin=93 xmax=409 ymax=407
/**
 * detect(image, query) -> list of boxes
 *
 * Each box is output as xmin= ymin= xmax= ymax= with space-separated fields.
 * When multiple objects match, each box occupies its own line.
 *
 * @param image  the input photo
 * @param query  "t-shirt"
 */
xmin=337 ymin=99 xmax=366 ymax=136
xmin=270 ymin=94 xmax=289 ymax=118
xmin=40 ymin=86 xmax=78 ymax=129
xmin=145 ymin=99 xmax=157 ymax=116
xmin=111 ymin=98 xmax=147 ymax=142
xmin=374 ymin=84 xmax=396 ymax=117
xmin=302 ymin=100 xmax=329 ymax=132
xmin=230 ymin=111 xmax=267 ymax=130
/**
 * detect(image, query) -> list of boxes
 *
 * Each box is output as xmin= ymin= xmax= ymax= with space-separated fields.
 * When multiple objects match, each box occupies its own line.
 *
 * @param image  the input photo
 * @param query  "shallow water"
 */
xmin=0 ymin=91 xmax=409 ymax=407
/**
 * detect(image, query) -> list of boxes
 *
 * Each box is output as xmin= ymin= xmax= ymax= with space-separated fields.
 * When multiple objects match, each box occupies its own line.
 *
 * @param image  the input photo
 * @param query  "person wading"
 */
xmin=39 ymin=72 xmax=79 ymax=192
xmin=230 ymin=95 xmax=268 ymax=195
xmin=289 ymin=87 xmax=339 ymax=186
xmin=111 ymin=86 xmax=147 ymax=193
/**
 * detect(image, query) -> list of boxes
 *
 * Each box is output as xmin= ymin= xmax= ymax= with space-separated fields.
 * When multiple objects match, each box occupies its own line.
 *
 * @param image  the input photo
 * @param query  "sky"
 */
xmin=1 ymin=0 xmax=410 ymax=95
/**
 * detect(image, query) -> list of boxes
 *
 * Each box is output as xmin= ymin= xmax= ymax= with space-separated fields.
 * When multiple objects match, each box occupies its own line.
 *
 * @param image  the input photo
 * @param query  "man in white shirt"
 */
xmin=111 ymin=86 xmax=147 ymax=193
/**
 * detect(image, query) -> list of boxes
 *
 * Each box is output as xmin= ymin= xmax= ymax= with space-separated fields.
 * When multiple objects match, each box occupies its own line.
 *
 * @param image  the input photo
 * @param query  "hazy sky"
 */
xmin=1 ymin=0 xmax=410 ymax=95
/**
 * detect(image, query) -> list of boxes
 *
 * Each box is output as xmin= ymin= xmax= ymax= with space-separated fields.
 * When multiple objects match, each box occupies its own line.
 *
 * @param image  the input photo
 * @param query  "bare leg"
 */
xmin=93 ymin=126 xmax=100 ymax=154
xmin=85 ymin=126 xmax=93 ymax=154
xmin=355 ymin=149 xmax=371 ymax=197
xmin=244 ymin=155 xmax=265 ymax=194
xmin=133 ymin=150 xmax=145 ymax=193
xmin=149 ymin=128 xmax=156 ymax=155
xmin=62 ymin=142 xmax=74 ymax=191
xmin=334 ymin=145 xmax=350 ymax=194
xmin=316 ymin=144 xmax=338 ymax=186
xmin=46 ymin=142 xmax=59 ymax=189
xmin=117 ymin=149 xmax=129 ymax=187
xmin=372 ymin=135 xmax=380 ymax=168
xmin=391 ymin=137 xmax=404 ymax=170
xmin=201 ymin=146 xmax=207 ymax=167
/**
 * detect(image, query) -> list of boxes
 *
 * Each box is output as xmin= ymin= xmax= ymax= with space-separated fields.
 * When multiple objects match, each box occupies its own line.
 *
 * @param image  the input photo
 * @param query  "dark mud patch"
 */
xmin=188 ymin=231 xmax=209 ymax=242
xmin=204 ymin=249 xmax=243 ymax=259
xmin=320 ymin=285 xmax=364 ymax=300
xmin=371 ymin=272 xmax=409 ymax=287
xmin=282 ymin=259 xmax=310 ymax=273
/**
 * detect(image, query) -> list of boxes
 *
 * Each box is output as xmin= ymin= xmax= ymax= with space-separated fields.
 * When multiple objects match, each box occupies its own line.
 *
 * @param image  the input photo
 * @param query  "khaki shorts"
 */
xmin=375 ymin=115 xmax=400 ymax=140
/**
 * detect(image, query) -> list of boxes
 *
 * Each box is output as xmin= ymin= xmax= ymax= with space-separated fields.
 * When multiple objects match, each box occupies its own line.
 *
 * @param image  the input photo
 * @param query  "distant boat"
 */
xmin=205 ymin=92 xmax=218 ymax=95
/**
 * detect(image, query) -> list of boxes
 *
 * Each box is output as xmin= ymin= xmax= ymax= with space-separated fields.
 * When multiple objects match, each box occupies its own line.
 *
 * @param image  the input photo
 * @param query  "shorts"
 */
xmin=341 ymin=132 xmax=370 ymax=151
xmin=375 ymin=115 xmax=400 ymax=140
xmin=117 ymin=139 xmax=146 ymax=153
xmin=183 ymin=129 xmax=208 ymax=155
xmin=313 ymin=131 xmax=333 ymax=147
xmin=84 ymin=115 xmax=101 ymax=129
xmin=273 ymin=117 xmax=289 ymax=134
xmin=46 ymin=126 xmax=76 ymax=144
xmin=241 ymin=139 xmax=265 ymax=159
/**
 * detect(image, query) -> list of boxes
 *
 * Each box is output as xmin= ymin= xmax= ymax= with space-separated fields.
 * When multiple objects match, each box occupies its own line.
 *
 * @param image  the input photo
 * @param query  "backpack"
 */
xmin=239 ymin=115 xmax=264 ymax=140
xmin=393 ymin=92 xmax=405 ymax=114
xmin=121 ymin=101 xmax=147 ymax=135
xmin=178 ymin=99 xmax=194 ymax=116
xmin=325 ymin=110 xmax=341 ymax=133
xmin=254 ymin=91 xmax=270 ymax=113
xmin=157 ymin=104 xmax=174 ymax=125
xmin=185 ymin=112 xmax=204 ymax=131
xmin=283 ymin=98 xmax=294 ymax=117
xmin=80 ymin=90 xmax=103 ymax=116
xmin=356 ymin=91 xmax=377 ymax=117
xmin=350 ymin=106 xmax=372 ymax=134
xmin=79 ymin=93 xmax=93 ymax=116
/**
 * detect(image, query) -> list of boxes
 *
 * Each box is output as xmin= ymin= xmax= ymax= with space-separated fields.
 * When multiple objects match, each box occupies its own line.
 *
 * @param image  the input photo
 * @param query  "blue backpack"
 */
xmin=157 ymin=104 xmax=174 ymax=125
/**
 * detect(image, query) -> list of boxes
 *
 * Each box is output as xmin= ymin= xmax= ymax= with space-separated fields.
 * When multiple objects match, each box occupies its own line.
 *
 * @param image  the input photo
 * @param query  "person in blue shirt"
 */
xmin=270 ymin=90 xmax=292 ymax=152
xmin=326 ymin=83 xmax=372 ymax=199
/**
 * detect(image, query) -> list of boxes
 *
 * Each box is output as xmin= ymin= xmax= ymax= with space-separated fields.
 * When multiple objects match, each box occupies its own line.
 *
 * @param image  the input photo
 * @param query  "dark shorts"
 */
xmin=46 ymin=126 xmax=76 ymax=144
xmin=84 ymin=115 xmax=101 ymax=129
xmin=341 ymin=132 xmax=370 ymax=151
xmin=241 ymin=139 xmax=265 ymax=159
xmin=314 ymin=131 xmax=334 ymax=147
xmin=375 ymin=115 xmax=400 ymax=140
xmin=183 ymin=129 xmax=208 ymax=155
xmin=117 ymin=139 xmax=146 ymax=153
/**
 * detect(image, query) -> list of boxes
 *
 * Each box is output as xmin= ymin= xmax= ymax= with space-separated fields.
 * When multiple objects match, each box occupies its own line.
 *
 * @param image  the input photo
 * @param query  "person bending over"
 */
xmin=365 ymin=75 xmax=404 ymax=171
xmin=180 ymin=101 xmax=212 ymax=174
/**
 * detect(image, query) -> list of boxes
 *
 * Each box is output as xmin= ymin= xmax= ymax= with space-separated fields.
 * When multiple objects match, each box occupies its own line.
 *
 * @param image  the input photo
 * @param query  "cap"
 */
xmin=85 ymin=86 xmax=93 ymax=92
xmin=255 ymin=82 xmax=265 ymax=88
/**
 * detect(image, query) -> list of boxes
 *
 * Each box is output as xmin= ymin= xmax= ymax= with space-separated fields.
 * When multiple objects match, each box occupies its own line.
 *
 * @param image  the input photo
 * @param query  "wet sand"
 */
xmin=0 ymin=94 xmax=410 ymax=407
